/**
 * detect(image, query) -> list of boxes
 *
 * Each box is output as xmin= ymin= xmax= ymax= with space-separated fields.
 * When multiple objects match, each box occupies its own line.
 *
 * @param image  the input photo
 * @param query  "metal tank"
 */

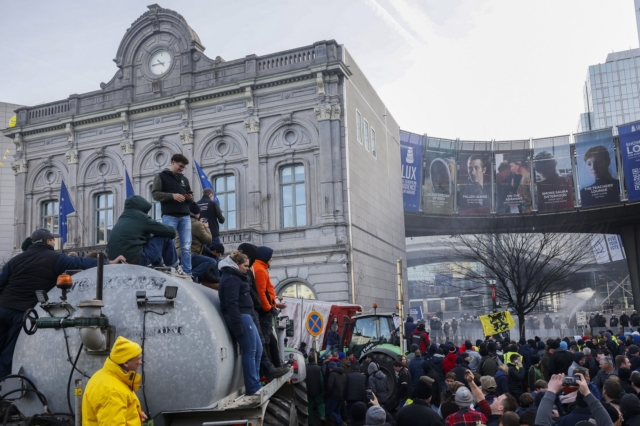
xmin=12 ymin=264 xmax=244 ymax=417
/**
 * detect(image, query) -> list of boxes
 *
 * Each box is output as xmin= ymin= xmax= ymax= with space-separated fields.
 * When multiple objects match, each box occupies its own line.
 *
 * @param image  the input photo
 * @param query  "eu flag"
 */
xmin=194 ymin=160 xmax=219 ymax=203
xmin=59 ymin=180 xmax=75 ymax=246
xmin=125 ymin=170 xmax=135 ymax=198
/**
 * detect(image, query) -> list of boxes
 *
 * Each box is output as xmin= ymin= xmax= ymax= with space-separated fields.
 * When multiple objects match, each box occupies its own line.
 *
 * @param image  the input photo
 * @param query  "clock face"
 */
xmin=149 ymin=50 xmax=172 ymax=75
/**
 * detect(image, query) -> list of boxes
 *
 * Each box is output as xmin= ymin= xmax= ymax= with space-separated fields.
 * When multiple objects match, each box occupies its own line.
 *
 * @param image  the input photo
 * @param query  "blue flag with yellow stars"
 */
xmin=59 ymin=180 xmax=75 ymax=245
xmin=194 ymin=160 xmax=219 ymax=203
xmin=125 ymin=170 xmax=135 ymax=198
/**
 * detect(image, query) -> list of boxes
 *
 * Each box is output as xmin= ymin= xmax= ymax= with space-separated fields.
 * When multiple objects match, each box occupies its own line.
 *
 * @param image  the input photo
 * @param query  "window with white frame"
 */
xmin=356 ymin=110 xmax=362 ymax=144
xmin=281 ymin=165 xmax=306 ymax=228
xmin=214 ymin=174 xmax=236 ymax=230
xmin=149 ymin=186 xmax=162 ymax=222
xmin=42 ymin=200 xmax=60 ymax=249
xmin=371 ymin=127 xmax=377 ymax=158
xmin=95 ymin=192 xmax=114 ymax=245
xmin=364 ymin=120 xmax=370 ymax=151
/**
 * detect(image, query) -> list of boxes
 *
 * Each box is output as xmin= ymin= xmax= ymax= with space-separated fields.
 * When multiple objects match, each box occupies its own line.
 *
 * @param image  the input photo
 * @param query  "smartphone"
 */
xmin=562 ymin=376 xmax=578 ymax=386
xmin=366 ymin=387 xmax=373 ymax=401
xmin=202 ymin=218 xmax=208 ymax=224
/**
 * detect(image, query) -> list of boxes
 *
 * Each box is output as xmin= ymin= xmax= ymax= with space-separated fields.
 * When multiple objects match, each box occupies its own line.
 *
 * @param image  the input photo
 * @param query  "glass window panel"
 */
xmin=294 ymin=166 xmax=304 ymax=182
xmin=228 ymin=211 xmax=236 ymax=229
xmin=296 ymin=205 xmax=306 ymax=226
xmin=356 ymin=110 xmax=362 ymax=143
xmin=371 ymin=129 xmax=377 ymax=157
xmin=298 ymin=284 xmax=316 ymax=299
xmin=282 ymin=186 xmax=293 ymax=207
xmin=295 ymin=184 xmax=305 ymax=205
xmin=227 ymin=175 xmax=235 ymax=191
xmin=107 ymin=193 xmax=113 ymax=207
xmin=282 ymin=286 xmax=297 ymax=298
xmin=215 ymin=178 xmax=225 ymax=193
xmin=227 ymin=194 xmax=236 ymax=211
xmin=283 ymin=207 xmax=293 ymax=228
xmin=364 ymin=121 xmax=370 ymax=151
xmin=281 ymin=167 xmax=292 ymax=183
xmin=213 ymin=175 xmax=236 ymax=231
xmin=218 ymin=195 xmax=226 ymax=212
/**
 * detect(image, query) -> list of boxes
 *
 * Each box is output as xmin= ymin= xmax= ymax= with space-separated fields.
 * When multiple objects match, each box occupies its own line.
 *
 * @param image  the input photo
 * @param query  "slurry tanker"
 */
xmin=7 ymin=260 xmax=307 ymax=426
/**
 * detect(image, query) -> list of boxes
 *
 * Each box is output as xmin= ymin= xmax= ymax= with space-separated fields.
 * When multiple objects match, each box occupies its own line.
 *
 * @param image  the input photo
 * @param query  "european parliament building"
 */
xmin=1 ymin=5 xmax=406 ymax=309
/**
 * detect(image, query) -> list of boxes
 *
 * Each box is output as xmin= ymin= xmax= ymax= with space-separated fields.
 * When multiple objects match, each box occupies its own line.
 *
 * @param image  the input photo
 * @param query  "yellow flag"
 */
xmin=479 ymin=311 xmax=516 ymax=335
xmin=8 ymin=116 xmax=16 ymax=128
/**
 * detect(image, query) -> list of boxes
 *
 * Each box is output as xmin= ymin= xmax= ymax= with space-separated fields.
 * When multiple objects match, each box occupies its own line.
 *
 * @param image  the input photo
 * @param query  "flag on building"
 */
xmin=125 ymin=170 xmax=135 ymax=198
xmin=59 ymin=180 xmax=75 ymax=246
xmin=194 ymin=160 xmax=219 ymax=203
xmin=479 ymin=311 xmax=516 ymax=335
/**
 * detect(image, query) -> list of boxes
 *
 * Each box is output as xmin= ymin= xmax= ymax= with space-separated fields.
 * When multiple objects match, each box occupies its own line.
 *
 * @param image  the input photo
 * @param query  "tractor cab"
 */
xmin=345 ymin=313 xmax=400 ymax=359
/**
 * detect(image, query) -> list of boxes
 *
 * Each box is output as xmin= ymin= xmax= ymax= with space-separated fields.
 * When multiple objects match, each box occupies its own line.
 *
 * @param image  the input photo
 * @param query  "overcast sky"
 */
xmin=0 ymin=0 xmax=637 ymax=140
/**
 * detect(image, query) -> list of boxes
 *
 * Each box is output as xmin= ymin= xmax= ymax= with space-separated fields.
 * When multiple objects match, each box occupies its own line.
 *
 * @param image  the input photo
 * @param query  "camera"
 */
xmin=562 ymin=376 xmax=578 ymax=386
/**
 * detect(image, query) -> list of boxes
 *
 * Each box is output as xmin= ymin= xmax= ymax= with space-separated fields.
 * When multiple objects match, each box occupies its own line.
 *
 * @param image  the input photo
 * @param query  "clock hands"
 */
xmin=152 ymin=60 xmax=165 ymax=67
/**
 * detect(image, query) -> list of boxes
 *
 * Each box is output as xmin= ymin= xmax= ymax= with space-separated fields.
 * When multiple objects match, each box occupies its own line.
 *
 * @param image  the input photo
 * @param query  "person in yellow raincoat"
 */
xmin=82 ymin=336 xmax=147 ymax=426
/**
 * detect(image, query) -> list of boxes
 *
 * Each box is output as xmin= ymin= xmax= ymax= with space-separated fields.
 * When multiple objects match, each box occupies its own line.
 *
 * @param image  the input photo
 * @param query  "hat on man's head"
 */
xmin=257 ymin=246 xmax=274 ymax=263
xmin=480 ymin=376 xmax=497 ymax=392
xmin=454 ymin=387 xmax=474 ymax=407
xmin=328 ymin=361 xmax=337 ymax=368
xmin=110 ymin=336 xmax=142 ymax=364
xmin=238 ymin=243 xmax=259 ymax=265
xmin=414 ymin=378 xmax=433 ymax=399
xmin=628 ymin=344 xmax=640 ymax=356
xmin=365 ymin=406 xmax=386 ymax=426
xmin=188 ymin=202 xmax=201 ymax=217
xmin=410 ymin=344 xmax=419 ymax=353
xmin=31 ymin=228 xmax=61 ymax=243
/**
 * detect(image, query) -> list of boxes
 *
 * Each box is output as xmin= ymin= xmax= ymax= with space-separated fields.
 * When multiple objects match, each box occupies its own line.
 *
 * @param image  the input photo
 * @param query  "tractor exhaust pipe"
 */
xmin=96 ymin=252 xmax=104 ymax=301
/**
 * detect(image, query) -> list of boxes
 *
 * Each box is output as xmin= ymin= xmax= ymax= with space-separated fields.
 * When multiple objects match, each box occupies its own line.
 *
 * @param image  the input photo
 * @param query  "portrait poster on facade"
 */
xmin=422 ymin=137 xmax=456 ymax=214
xmin=494 ymin=141 xmax=532 ymax=215
xmin=400 ymin=131 xmax=424 ymax=211
xmin=532 ymin=135 xmax=575 ymax=212
xmin=457 ymin=144 xmax=492 ymax=215
xmin=574 ymin=128 xmax=620 ymax=207
xmin=618 ymin=121 xmax=640 ymax=202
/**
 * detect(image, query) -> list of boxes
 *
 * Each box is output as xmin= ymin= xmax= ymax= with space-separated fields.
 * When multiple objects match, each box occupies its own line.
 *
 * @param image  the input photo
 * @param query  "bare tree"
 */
xmin=444 ymin=217 xmax=599 ymax=338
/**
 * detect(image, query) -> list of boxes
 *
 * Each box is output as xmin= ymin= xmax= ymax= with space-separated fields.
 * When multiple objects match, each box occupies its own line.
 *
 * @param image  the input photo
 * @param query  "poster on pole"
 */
xmin=574 ymin=128 xmax=620 ymax=207
xmin=532 ymin=135 xmax=575 ymax=212
xmin=422 ymin=137 xmax=456 ymax=214
xmin=457 ymin=141 xmax=492 ymax=215
xmin=401 ymin=131 xmax=424 ymax=211
xmin=606 ymin=234 xmax=625 ymax=261
xmin=618 ymin=121 xmax=640 ymax=201
xmin=494 ymin=140 xmax=532 ymax=214
xmin=590 ymin=234 xmax=611 ymax=264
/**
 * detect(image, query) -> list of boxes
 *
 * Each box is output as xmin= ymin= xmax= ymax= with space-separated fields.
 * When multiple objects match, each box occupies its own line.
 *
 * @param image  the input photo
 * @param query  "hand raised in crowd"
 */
xmin=574 ymin=372 xmax=591 ymax=396
xmin=548 ymin=373 xmax=565 ymax=394
xmin=108 ymin=255 xmax=127 ymax=264
xmin=370 ymin=392 xmax=379 ymax=406
xmin=172 ymin=193 xmax=186 ymax=202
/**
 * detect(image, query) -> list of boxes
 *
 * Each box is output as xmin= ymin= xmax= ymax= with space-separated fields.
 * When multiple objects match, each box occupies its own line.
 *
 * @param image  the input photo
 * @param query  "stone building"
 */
xmin=0 ymin=103 xmax=22 ymax=261
xmin=2 ymin=5 xmax=406 ymax=308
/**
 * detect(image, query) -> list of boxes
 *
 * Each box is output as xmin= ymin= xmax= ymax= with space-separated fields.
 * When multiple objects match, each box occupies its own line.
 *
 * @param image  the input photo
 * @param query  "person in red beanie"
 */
xmin=443 ymin=345 xmax=458 ymax=374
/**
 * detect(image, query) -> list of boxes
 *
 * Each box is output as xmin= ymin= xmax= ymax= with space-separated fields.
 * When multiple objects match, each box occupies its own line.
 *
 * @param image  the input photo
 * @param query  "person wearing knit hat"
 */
xmin=568 ymin=352 xmax=586 ymax=376
xmin=396 ymin=377 xmax=442 ymax=426
xmin=82 ymin=336 xmax=147 ymax=425
xmin=364 ymin=405 xmax=387 ymax=426
xmin=443 ymin=385 xmax=487 ymax=425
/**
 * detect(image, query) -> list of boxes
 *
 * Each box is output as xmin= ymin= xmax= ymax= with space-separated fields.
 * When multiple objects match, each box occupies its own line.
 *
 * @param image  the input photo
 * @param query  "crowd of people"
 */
xmin=303 ymin=326 xmax=640 ymax=426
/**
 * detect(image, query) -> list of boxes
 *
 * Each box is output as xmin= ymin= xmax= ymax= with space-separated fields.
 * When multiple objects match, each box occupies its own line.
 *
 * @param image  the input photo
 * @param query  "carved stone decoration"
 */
xmin=120 ymin=138 xmax=135 ymax=155
xmin=316 ymin=72 xmax=325 ymax=96
xmin=65 ymin=149 xmax=79 ymax=164
xmin=192 ymin=52 xmax=201 ymax=61
xmin=11 ymin=159 xmax=27 ymax=175
xmin=42 ymin=156 xmax=53 ymax=168
xmin=96 ymin=147 xmax=106 ymax=158
xmin=245 ymin=87 xmax=254 ymax=110
xmin=179 ymin=100 xmax=189 ymax=127
xmin=152 ymin=136 xmax=164 ymax=147
xmin=211 ymin=124 xmax=225 ymax=138
xmin=180 ymin=128 xmax=194 ymax=145
xmin=314 ymin=104 xmax=332 ymax=122
xmin=281 ymin=113 xmax=293 ymax=126
xmin=13 ymin=133 xmax=23 ymax=152
xmin=65 ymin=123 xmax=75 ymax=146
xmin=147 ymin=3 xmax=160 ymax=30
xmin=331 ymin=104 xmax=342 ymax=121
xmin=244 ymin=117 xmax=260 ymax=134
xmin=152 ymin=80 xmax=161 ymax=94
xmin=120 ymin=111 xmax=129 ymax=134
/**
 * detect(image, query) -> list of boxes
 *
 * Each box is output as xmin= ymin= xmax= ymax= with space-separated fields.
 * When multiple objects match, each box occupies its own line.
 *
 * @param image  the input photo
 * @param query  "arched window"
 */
xmin=213 ymin=174 xmax=236 ymax=230
xmin=277 ymin=281 xmax=316 ymax=300
xmin=280 ymin=165 xmax=306 ymax=228
xmin=95 ymin=192 xmax=113 ymax=244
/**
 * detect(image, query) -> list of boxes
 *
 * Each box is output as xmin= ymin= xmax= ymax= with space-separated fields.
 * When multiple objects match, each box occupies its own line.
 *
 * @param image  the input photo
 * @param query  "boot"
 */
xmin=266 ymin=365 xmax=290 ymax=381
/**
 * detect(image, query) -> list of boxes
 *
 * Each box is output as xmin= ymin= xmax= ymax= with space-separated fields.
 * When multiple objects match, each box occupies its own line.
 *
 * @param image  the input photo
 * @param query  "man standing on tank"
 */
xmin=196 ymin=188 xmax=225 ymax=246
xmin=152 ymin=153 xmax=195 ymax=279
xmin=0 ymin=228 xmax=125 ymax=378
xmin=254 ymin=246 xmax=287 ymax=368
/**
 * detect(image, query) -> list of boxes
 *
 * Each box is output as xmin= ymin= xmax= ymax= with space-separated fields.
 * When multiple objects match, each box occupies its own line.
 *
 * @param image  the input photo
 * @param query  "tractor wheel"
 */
xmin=294 ymin=381 xmax=309 ymax=426
xmin=264 ymin=394 xmax=298 ymax=426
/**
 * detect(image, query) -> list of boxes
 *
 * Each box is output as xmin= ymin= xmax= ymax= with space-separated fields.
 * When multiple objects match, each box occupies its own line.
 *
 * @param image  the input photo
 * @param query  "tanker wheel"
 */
xmin=264 ymin=394 xmax=298 ymax=426
xmin=371 ymin=353 xmax=398 ymax=405
xmin=294 ymin=381 xmax=308 ymax=426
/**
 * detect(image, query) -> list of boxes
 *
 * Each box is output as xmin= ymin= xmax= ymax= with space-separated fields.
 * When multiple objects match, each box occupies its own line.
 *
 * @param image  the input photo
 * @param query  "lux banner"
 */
xmin=618 ymin=121 xmax=640 ymax=202
xmin=401 ymin=131 xmax=424 ymax=211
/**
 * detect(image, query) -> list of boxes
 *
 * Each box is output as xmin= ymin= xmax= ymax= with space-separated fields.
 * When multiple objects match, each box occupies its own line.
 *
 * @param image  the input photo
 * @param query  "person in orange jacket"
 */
xmin=253 ymin=246 xmax=287 ymax=368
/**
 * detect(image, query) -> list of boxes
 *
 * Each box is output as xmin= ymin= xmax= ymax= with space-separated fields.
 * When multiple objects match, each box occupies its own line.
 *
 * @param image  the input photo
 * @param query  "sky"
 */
xmin=0 ymin=0 xmax=637 ymax=140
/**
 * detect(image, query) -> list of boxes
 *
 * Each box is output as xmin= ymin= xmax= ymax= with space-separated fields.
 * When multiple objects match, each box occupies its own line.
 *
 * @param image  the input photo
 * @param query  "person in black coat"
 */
xmin=394 ymin=361 xmax=413 ymax=409
xmin=219 ymin=251 xmax=263 ymax=395
xmin=506 ymin=354 xmax=526 ymax=402
xmin=396 ymin=378 xmax=444 ymax=426
xmin=345 ymin=364 xmax=367 ymax=419
xmin=421 ymin=357 xmax=442 ymax=408
xmin=326 ymin=362 xmax=347 ymax=426
xmin=548 ymin=341 xmax=574 ymax=375
xmin=306 ymin=351 xmax=326 ymax=424
xmin=621 ymin=393 xmax=640 ymax=426
xmin=450 ymin=353 xmax=471 ymax=389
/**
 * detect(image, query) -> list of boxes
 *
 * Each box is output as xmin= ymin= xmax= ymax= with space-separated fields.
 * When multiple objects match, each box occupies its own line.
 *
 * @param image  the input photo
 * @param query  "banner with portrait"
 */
xmin=401 ymin=131 xmax=424 ymax=211
xmin=618 ymin=121 xmax=640 ymax=202
xmin=574 ymin=128 xmax=620 ymax=208
xmin=532 ymin=135 xmax=575 ymax=212
xmin=457 ymin=144 xmax=492 ymax=215
xmin=422 ymin=137 xmax=456 ymax=214
xmin=494 ymin=141 xmax=532 ymax=215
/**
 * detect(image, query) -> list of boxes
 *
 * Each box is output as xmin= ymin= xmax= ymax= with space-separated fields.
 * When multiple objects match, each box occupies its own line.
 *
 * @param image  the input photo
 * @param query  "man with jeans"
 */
xmin=152 ymin=153 xmax=194 ymax=278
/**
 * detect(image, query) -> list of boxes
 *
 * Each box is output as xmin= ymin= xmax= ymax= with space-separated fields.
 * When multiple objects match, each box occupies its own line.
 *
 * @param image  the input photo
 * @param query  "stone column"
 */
xmin=180 ymin=128 xmax=194 ymax=188
xmin=330 ymin=104 xmax=344 ymax=221
xmin=120 ymin=136 xmax=135 ymax=198
xmin=314 ymin=104 xmax=335 ymax=224
xmin=244 ymin=116 xmax=261 ymax=229
xmin=11 ymin=158 xmax=27 ymax=253
xmin=65 ymin=149 xmax=79 ymax=248
xmin=620 ymin=225 xmax=640 ymax=312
